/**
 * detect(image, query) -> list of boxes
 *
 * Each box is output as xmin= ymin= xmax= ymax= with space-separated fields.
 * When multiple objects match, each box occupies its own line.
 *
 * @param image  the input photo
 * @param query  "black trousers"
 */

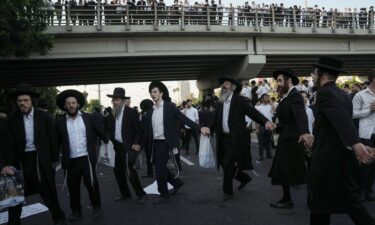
xmin=258 ymin=126 xmax=272 ymax=158
xmin=8 ymin=152 xmax=65 ymax=225
xmin=359 ymin=137 xmax=375 ymax=193
xmin=185 ymin=128 xmax=199 ymax=154
xmin=310 ymin=203 xmax=375 ymax=225
xmin=113 ymin=141 xmax=145 ymax=197
xmin=144 ymin=146 xmax=153 ymax=175
xmin=222 ymin=134 xmax=251 ymax=195
xmin=67 ymin=156 xmax=100 ymax=212
xmin=153 ymin=140 xmax=181 ymax=197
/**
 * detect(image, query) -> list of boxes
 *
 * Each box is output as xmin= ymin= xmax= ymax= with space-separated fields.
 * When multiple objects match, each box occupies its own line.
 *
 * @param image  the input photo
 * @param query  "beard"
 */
xmin=277 ymin=84 xmax=290 ymax=96
xmin=113 ymin=101 xmax=125 ymax=117
xmin=219 ymin=88 xmax=233 ymax=103
xmin=66 ymin=107 xmax=79 ymax=117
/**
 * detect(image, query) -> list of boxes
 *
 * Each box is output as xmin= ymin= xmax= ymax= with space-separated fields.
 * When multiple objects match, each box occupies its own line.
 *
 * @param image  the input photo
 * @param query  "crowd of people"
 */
xmin=1 ymin=57 xmax=375 ymax=225
xmin=42 ymin=0 xmax=375 ymax=28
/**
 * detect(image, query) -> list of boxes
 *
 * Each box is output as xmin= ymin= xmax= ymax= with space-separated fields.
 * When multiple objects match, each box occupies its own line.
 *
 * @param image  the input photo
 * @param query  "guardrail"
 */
xmin=44 ymin=4 xmax=375 ymax=32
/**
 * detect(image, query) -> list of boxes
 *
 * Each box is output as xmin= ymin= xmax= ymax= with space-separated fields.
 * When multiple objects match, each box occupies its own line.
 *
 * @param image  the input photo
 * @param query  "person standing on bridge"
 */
xmin=268 ymin=69 xmax=313 ymax=209
xmin=107 ymin=87 xmax=148 ymax=204
xmin=308 ymin=57 xmax=375 ymax=225
xmin=1 ymin=84 xmax=66 ymax=225
xmin=55 ymin=90 xmax=109 ymax=221
xmin=143 ymin=81 xmax=210 ymax=204
xmin=209 ymin=77 xmax=274 ymax=201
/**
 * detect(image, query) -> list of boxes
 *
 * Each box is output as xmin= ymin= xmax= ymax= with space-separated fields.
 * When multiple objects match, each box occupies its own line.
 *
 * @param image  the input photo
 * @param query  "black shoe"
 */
xmin=171 ymin=181 xmax=185 ymax=195
xmin=153 ymin=195 xmax=170 ymax=205
xmin=54 ymin=219 xmax=67 ymax=225
xmin=92 ymin=206 xmax=102 ymax=219
xmin=267 ymin=155 xmax=273 ymax=159
xmin=238 ymin=177 xmax=252 ymax=190
xmin=137 ymin=195 xmax=148 ymax=204
xmin=115 ymin=195 xmax=131 ymax=202
xmin=270 ymin=200 xmax=294 ymax=209
xmin=69 ymin=211 xmax=82 ymax=222
xmin=222 ymin=193 xmax=233 ymax=202
xmin=366 ymin=192 xmax=375 ymax=201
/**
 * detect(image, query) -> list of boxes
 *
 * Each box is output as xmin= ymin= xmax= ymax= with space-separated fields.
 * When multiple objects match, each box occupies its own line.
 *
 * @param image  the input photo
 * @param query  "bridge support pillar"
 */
xmin=196 ymin=54 xmax=266 ymax=91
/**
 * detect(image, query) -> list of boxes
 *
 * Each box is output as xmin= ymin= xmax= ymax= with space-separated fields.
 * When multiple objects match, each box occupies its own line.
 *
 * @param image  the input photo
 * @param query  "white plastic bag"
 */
xmin=98 ymin=141 xmax=115 ymax=168
xmin=0 ymin=171 xmax=25 ymax=210
xmin=198 ymin=134 xmax=215 ymax=168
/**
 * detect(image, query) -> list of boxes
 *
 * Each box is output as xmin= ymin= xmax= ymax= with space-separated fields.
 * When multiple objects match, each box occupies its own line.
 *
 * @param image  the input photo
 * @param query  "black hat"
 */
xmin=218 ymin=77 xmax=242 ymax=93
xmin=56 ymin=89 xmax=86 ymax=111
xmin=140 ymin=99 xmax=154 ymax=112
xmin=37 ymin=97 xmax=50 ymax=109
xmin=11 ymin=83 xmax=40 ymax=99
xmin=313 ymin=57 xmax=347 ymax=74
xmin=124 ymin=96 xmax=131 ymax=100
xmin=107 ymin=87 xmax=126 ymax=99
xmin=272 ymin=69 xmax=300 ymax=85
xmin=149 ymin=81 xmax=171 ymax=101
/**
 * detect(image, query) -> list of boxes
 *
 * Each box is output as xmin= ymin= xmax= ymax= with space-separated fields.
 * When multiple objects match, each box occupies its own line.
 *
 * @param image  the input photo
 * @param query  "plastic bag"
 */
xmin=0 ymin=171 xmax=25 ymax=210
xmin=98 ymin=141 xmax=115 ymax=168
xmin=167 ymin=149 xmax=179 ymax=178
xmin=199 ymin=134 xmax=215 ymax=168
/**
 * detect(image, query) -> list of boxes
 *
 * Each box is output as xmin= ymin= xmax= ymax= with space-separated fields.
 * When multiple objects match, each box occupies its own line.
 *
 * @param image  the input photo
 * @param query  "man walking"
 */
xmin=55 ymin=89 xmax=108 ymax=221
xmin=308 ymin=57 xmax=375 ymax=225
xmin=183 ymin=99 xmax=200 ymax=155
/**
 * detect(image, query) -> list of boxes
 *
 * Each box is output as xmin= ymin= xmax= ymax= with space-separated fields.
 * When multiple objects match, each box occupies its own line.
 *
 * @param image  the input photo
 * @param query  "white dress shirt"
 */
xmin=115 ymin=105 xmax=124 ymax=143
xmin=222 ymin=94 xmax=233 ymax=133
xmin=256 ymin=84 xmax=270 ymax=98
xmin=306 ymin=107 xmax=315 ymax=134
xmin=24 ymin=107 xmax=36 ymax=152
xmin=152 ymin=101 xmax=165 ymax=140
xmin=184 ymin=107 xmax=199 ymax=129
xmin=352 ymin=87 xmax=375 ymax=139
xmin=255 ymin=104 xmax=273 ymax=122
xmin=240 ymin=86 xmax=252 ymax=99
xmin=66 ymin=112 xmax=88 ymax=158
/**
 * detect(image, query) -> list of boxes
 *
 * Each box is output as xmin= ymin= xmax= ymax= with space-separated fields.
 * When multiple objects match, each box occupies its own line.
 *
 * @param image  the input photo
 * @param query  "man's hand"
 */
xmin=201 ymin=127 xmax=210 ymax=136
xmin=366 ymin=146 xmax=375 ymax=159
xmin=1 ymin=166 xmax=15 ymax=176
xmin=132 ymin=144 xmax=141 ymax=152
xmin=353 ymin=143 xmax=373 ymax=164
xmin=298 ymin=133 xmax=314 ymax=149
xmin=265 ymin=121 xmax=275 ymax=131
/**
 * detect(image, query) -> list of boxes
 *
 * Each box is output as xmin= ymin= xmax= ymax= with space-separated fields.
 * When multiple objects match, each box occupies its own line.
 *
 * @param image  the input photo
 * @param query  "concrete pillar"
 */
xmin=196 ymin=54 xmax=266 ymax=91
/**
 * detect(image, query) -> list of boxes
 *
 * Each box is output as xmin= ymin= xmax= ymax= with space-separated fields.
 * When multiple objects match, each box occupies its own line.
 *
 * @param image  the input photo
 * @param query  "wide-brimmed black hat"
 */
xmin=140 ymin=99 xmax=154 ymax=112
xmin=272 ymin=69 xmax=300 ymax=85
xmin=37 ymin=97 xmax=50 ymax=109
xmin=218 ymin=77 xmax=242 ymax=93
xmin=149 ymin=81 xmax=171 ymax=101
xmin=107 ymin=87 xmax=126 ymax=99
xmin=56 ymin=89 xmax=86 ymax=111
xmin=11 ymin=83 xmax=40 ymax=99
xmin=312 ymin=56 xmax=347 ymax=74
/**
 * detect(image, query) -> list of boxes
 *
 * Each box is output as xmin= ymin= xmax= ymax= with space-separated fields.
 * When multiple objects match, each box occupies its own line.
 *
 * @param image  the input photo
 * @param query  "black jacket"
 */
xmin=56 ymin=112 xmax=108 ymax=170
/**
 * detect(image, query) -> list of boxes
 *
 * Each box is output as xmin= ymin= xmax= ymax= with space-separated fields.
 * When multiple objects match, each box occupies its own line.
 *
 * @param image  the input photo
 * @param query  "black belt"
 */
xmin=154 ymin=139 xmax=166 ymax=143
xmin=24 ymin=150 xmax=37 ymax=155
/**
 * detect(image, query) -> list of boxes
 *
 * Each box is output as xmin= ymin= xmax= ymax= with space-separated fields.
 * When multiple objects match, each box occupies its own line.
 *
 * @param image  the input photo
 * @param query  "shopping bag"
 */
xmin=198 ymin=134 xmax=215 ymax=168
xmin=0 ymin=171 xmax=25 ymax=210
xmin=167 ymin=149 xmax=179 ymax=178
xmin=98 ymin=141 xmax=115 ymax=168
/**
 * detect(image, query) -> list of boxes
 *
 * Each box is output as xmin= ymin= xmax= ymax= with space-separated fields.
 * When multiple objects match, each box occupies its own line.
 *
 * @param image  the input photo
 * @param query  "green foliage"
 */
xmin=0 ymin=0 xmax=53 ymax=58
xmin=337 ymin=78 xmax=361 ymax=89
xmin=86 ymin=99 xmax=101 ymax=113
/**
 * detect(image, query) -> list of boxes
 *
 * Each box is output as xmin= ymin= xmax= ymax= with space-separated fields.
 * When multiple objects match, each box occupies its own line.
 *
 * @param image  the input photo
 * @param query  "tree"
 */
xmin=86 ymin=99 xmax=101 ymax=113
xmin=0 ymin=0 xmax=53 ymax=58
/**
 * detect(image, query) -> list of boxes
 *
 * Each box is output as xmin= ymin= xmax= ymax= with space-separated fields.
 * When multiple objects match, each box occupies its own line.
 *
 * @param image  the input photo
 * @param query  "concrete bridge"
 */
xmin=1 ymin=6 xmax=374 ymax=89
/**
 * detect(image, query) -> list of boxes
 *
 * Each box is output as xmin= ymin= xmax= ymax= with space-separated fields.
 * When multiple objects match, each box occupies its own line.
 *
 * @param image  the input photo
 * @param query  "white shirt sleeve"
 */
xmin=352 ymin=93 xmax=372 ymax=119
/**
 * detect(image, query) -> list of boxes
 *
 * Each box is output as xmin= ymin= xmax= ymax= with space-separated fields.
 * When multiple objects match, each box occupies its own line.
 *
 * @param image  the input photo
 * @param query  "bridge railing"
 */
xmin=45 ymin=4 xmax=375 ymax=33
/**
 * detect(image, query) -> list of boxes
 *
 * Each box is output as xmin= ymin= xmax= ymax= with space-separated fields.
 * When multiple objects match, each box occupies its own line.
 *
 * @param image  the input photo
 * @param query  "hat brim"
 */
xmin=11 ymin=91 xmax=41 ymax=99
xmin=272 ymin=69 xmax=300 ymax=86
xmin=57 ymin=90 xmax=85 ymax=111
xmin=312 ymin=63 xmax=347 ymax=74
xmin=106 ymin=94 xmax=126 ymax=99
xmin=218 ymin=77 xmax=242 ymax=93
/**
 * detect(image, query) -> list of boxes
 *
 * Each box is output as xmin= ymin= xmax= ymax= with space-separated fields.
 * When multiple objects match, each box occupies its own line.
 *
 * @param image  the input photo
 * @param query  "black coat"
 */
xmin=143 ymin=101 xmax=200 ymax=153
xmin=4 ymin=109 xmax=59 ymax=195
xmin=56 ymin=112 xmax=108 ymax=170
xmin=308 ymin=81 xmax=361 ymax=214
xmin=268 ymin=88 xmax=309 ymax=185
xmin=0 ymin=117 xmax=8 ymax=169
xmin=109 ymin=106 xmax=142 ymax=151
xmin=210 ymin=93 xmax=269 ymax=171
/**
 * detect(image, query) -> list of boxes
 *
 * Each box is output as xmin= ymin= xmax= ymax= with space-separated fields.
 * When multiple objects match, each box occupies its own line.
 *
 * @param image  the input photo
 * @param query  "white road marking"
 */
xmin=0 ymin=203 xmax=48 ymax=224
xmin=180 ymin=156 xmax=195 ymax=166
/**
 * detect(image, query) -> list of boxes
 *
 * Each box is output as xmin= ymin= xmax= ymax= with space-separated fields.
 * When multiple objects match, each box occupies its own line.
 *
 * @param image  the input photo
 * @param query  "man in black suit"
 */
xmin=55 ymin=90 xmax=109 ymax=221
xmin=209 ymin=77 xmax=273 ymax=201
xmin=107 ymin=88 xmax=147 ymax=204
xmin=1 ymin=84 xmax=66 ymax=225
xmin=143 ymin=81 xmax=210 ymax=204
xmin=268 ymin=69 xmax=313 ymax=209
xmin=308 ymin=57 xmax=375 ymax=225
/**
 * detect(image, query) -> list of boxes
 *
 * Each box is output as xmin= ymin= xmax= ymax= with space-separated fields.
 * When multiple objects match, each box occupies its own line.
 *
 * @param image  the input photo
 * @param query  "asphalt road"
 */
xmin=2 ymin=137 xmax=375 ymax=225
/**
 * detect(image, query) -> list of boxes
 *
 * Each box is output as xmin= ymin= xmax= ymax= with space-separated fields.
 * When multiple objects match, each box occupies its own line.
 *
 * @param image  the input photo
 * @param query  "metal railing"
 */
xmin=44 ymin=4 xmax=375 ymax=32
